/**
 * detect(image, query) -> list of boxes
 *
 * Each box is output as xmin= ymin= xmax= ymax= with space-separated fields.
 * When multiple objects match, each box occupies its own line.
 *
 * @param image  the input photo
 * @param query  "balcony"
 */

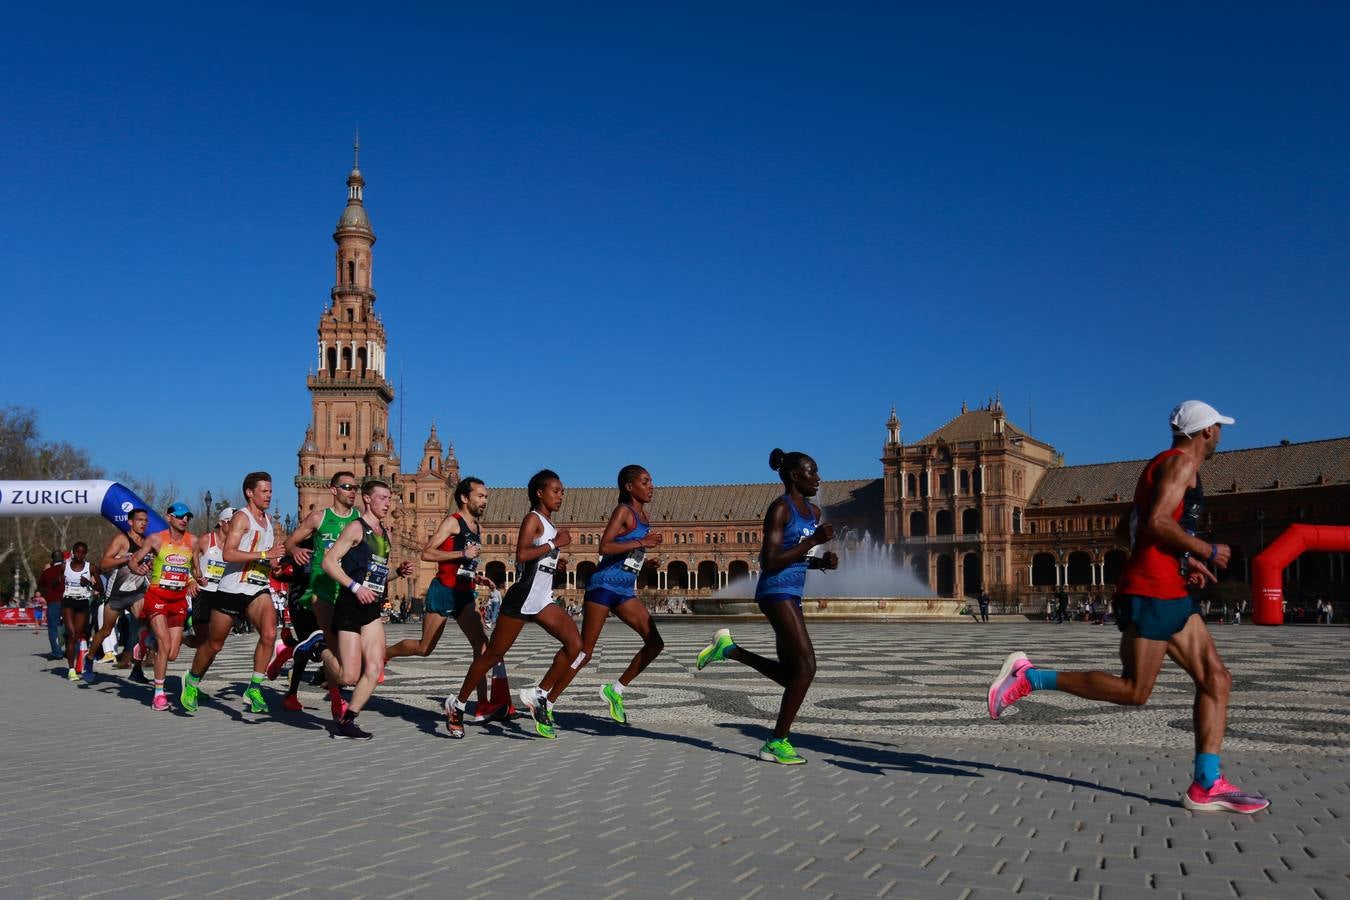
xmin=331 ymin=283 xmax=376 ymax=299
xmin=899 ymin=533 xmax=980 ymax=545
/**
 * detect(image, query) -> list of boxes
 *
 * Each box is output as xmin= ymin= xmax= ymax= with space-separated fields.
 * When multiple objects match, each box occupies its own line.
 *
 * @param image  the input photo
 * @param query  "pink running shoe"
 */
xmin=329 ymin=691 xmax=348 ymax=722
xmin=1183 ymin=777 xmax=1270 ymax=814
xmin=265 ymin=641 xmax=294 ymax=681
xmin=281 ymin=694 xmax=304 ymax=712
xmin=988 ymin=651 xmax=1033 ymax=719
xmin=152 ymin=694 xmax=170 ymax=712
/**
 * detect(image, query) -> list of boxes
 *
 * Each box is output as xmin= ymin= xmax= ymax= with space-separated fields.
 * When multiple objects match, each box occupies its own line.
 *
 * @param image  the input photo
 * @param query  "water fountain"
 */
xmin=695 ymin=531 xmax=968 ymax=621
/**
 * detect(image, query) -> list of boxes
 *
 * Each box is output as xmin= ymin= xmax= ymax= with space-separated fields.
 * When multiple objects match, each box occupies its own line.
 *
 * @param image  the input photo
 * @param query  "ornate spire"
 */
xmin=337 ymin=136 xmax=372 ymax=236
xmin=885 ymin=405 xmax=901 ymax=445
xmin=423 ymin=421 xmax=443 ymax=452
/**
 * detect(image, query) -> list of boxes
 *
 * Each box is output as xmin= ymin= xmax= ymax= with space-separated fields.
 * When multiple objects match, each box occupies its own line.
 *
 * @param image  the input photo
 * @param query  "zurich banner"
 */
xmin=0 ymin=480 xmax=169 ymax=534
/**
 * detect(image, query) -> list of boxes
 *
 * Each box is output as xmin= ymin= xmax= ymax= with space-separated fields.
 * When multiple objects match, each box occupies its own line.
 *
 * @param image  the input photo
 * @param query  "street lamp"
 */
xmin=203 ymin=491 xmax=213 ymax=529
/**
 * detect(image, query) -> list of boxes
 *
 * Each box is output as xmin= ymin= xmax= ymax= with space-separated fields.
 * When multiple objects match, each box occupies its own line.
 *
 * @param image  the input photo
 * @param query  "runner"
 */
xmin=283 ymin=472 xmax=362 ymax=717
xmin=695 ymin=449 xmax=838 ymax=765
xmin=180 ymin=472 xmax=281 ymax=715
xmin=88 ymin=508 xmax=152 ymax=684
xmin=187 ymin=507 xmax=233 ymax=648
xmin=36 ymin=551 xmax=66 ymax=660
xmin=319 ymin=479 xmax=414 ymax=738
xmin=384 ymin=477 xmax=502 ymax=730
xmin=59 ymin=542 xmax=102 ymax=683
xmin=987 ymin=401 xmax=1269 ymax=813
xmin=537 ymin=464 xmax=664 ymax=725
xmin=128 ymin=503 xmax=198 ymax=710
xmin=445 ymin=469 xmax=582 ymax=740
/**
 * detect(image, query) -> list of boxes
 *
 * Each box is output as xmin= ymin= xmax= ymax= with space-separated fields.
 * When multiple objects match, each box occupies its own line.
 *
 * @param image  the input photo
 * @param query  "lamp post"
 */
xmin=1053 ymin=523 xmax=1065 ymax=587
xmin=203 ymin=491 xmax=213 ymax=534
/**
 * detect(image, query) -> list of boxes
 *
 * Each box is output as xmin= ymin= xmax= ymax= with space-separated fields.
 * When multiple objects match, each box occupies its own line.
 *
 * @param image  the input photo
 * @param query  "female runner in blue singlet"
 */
xmin=695 ymin=449 xmax=838 ymax=765
xmin=537 ymin=464 xmax=665 ymax=725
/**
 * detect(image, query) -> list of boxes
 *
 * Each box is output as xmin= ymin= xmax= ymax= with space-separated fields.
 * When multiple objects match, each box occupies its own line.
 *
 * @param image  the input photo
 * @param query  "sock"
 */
xmin=1194 ymin=753 xmax=1221 ymax=789
xmin=1025 ymin=668 xmax=1058 ymax=691
xmin=153 ymin=679 xmax=165 ymax=697
xmin=250 ymin=672 xmax=265 ymax=688
xmin=451 ymin=697 xmax=466 ymax=712
xmin=611 ymin=681 xmax=625 ymax=696
xmin=186 ymin=671 xmax=202 ymax=686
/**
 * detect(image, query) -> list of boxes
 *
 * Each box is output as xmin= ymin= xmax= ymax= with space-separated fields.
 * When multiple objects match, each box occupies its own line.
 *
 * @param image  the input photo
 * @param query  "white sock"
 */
xmin=450 ymin=697 xmax=466 ymax=712
xmin=611 ymin=681 xmax=625 ymax=696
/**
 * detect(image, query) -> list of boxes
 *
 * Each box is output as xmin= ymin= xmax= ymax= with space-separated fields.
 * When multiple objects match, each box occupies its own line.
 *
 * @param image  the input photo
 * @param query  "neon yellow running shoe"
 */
xmin=535 ymin=705 xmax=557 ymax=740
xmin=180 ymin=679 xmax=199 ymax=713
xmin=243 ymin=686 xmax=268 ymax=714
xmin=600 ymin=683 xmax=627 ymax=724
xmin=696 ymin=629 xmax=735 ymax=670
xmin=758 ymin=737 xmax=806 ymax=765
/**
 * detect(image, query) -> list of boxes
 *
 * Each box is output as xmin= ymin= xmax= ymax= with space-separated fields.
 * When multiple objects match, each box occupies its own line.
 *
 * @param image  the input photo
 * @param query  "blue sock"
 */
xmin=1025 ymin=668 xmax=1058 ymax=691
xmin=1194 ymin=753 xmax=1221 ymax=789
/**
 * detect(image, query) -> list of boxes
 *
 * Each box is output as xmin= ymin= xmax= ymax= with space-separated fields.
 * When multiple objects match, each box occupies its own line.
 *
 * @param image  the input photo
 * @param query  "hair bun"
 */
xmin=768 ymin=448 xmax=785 ymax=471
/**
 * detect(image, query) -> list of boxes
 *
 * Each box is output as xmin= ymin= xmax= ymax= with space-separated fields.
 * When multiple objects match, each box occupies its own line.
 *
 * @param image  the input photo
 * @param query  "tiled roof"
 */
xmin=916 ymin=408 xmax=1032 ymax=444
xmin=1029 ymin=437 xmax=1350 ymax=507
xmin=479 ymin=479 xmax=879 ymax=526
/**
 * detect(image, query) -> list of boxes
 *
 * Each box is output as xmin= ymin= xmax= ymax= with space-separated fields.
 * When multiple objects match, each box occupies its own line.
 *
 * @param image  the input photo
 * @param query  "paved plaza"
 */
xmin=2 ymin=619 xmax=1347 ymax=899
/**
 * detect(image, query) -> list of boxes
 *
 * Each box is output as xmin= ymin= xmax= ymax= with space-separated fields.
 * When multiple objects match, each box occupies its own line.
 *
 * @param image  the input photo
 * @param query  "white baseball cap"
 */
xmin=217 ymin=506 xmax=235 ymax=524
xmin=1169 ymin=400 xmax=1235 ymax=436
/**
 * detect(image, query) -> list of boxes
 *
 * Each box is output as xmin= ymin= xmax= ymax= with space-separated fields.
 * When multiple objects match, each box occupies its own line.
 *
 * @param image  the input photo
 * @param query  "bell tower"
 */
xmin=296 ymin=140 xmax=400 ymax=516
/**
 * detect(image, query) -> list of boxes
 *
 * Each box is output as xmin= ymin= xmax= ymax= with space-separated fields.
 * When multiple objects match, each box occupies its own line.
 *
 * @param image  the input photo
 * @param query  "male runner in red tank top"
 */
xmin=987 ymin=401 xmax=1268 ymax=814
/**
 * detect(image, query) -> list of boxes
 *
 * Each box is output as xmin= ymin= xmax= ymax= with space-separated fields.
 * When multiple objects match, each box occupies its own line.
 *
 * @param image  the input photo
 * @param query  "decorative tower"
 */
xmin=296 ymin=141 xmax=400 ymax=516
xmin=881 ymin=406 xmax=903 ymax=542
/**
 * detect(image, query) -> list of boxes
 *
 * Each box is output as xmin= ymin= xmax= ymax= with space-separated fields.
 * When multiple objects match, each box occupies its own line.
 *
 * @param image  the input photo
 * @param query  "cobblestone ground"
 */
xmin=2 ymin=620 xmax=1347 ymax=899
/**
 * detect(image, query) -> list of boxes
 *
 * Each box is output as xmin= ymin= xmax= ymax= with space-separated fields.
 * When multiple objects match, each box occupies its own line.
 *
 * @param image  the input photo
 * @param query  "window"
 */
xmin=338 ymin=421 xmax=351 ymax=437
xmin=347 ymin=260 xmax=355 ymax=284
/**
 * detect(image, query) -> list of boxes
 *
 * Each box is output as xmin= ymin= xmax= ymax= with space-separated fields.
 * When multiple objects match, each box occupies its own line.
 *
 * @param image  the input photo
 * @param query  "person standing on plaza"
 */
xmin=988 ymin=401 xmax=1269 ymax=813
xmin=284 ymin=472 xmax=362 ymax=718
xmin=319 ymin=479 xmax=414 ymax=738
xmin=87 ymin=508 xmax=152 ymax=684
xmin=536 ymin=464 xmax=665 ymax=726
xmin=696 ymin=449 xmax=838 ymax=765
xmin=37 ymin=551 xmax=66 ymax=659
xmin=978 ymin=590 xmax=991 ymax=624
xmin=59 ymin=542 xmax=101 ymax=682
xmin=445 ymin=470 xmax=583 ymax=740
xmin=384 ymin=477 xmax=502 ymax=728
xmin=180 ymin=472 xmax=281 ymax=715
xmin=128 ymin=503 xmax=198 ymax=710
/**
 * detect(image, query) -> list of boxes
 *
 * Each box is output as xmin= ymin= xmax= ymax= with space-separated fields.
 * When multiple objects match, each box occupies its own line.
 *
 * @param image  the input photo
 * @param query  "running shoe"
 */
xmin=696 ymin=629 xmax=735 ymax=670
xmin=517 ymin=686 xmax=543 ymax=716
xmin=152 ymin=694 xmax=170 ymax=712
xmin=987 ymin=651 xmax=1033 ymax=720
xmin=128 ymin=666 xmax=150 ymax=685
xmin=180 ymin=680 xmax=199 ymax=713
xmin=536 ymin=704 xmax=557 ymax=740
xmin=281 ymin=694 xmax=304 ymax=712
xmin=336 ymin=715 xmax=372 ymax=740
xmin=600 ymin=683 xmax=628 ymax=725
xmin=67 ymin=667 xmax=80 ymax=683
xmin=329 ymin=691 xmax=348 ymax=722
xmin=243 ymin=686 xmax=269 ymax=714
xmin=443 ymin=699 xmax=465 ymax=739
xmin=1183 ymin=777 xmax=1270 ymax=814
xmin=295 ymin=629 xmax=326 ymax=657
xmin=265 ymin=641 xmax=294 ymax=680
xmin=81 ymin=655 xmax=96 ymax=683
xmin=758 ymin=737 xmax=806 ymax=765
xmin=98 ymin=651 xmax=116 ymax=664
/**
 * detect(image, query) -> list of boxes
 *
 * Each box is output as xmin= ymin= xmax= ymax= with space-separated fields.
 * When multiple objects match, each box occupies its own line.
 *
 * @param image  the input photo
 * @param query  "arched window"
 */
xmin=1012 ymin=508 xmax=1022 ymax=534
xmin=347 ymin=260 xmax=355 ymax=284
xmin=961 ymin=508 xmax=980 ymax=535
xmin=935 ymin=510 xmax=954 ymax=536
xmin=1031 ymin=553 xmax=1057 ymax=586
xmin=909 ymin=511 xmax=927 ymax=537
xmin=1067 ymin=551 xmax=1092 ymax=585
xmin=907 ymin=473 xmax=918 ymax=497
xmin=959 ymin=470 xmax=970 ymax=495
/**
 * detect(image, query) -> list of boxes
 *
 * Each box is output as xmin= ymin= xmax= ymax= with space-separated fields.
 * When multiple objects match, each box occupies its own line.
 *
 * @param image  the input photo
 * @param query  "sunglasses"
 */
xmin=335 ymin=483 xmax=359 ymax=491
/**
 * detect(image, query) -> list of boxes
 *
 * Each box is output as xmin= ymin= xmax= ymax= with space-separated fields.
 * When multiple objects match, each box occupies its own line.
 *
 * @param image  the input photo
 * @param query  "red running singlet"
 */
xmin=1115 ymin=449 xmax=1189 ymax=600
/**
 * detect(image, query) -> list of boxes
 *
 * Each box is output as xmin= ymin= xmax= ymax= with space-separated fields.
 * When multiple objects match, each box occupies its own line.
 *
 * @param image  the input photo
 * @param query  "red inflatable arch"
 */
xmin=1251 ymin=524 xmax=1350 ymax=625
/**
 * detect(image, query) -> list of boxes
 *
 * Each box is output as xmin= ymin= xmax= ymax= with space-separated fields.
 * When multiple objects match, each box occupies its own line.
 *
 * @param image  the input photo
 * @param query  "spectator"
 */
xmin=36 ymin=550 xmax=65 ymax=659
xmin=977 ymin=591 xmax=990 ymax=624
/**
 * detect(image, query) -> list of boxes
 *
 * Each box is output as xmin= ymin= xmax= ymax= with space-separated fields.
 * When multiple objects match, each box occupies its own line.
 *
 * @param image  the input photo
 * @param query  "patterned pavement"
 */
xmin=1 ymin=619 xmax=1347 ymax=898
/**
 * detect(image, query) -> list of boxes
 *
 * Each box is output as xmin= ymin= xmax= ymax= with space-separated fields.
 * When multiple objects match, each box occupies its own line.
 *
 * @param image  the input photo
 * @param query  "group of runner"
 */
xmin=45 ymin=400 xmax=1269 ymax=813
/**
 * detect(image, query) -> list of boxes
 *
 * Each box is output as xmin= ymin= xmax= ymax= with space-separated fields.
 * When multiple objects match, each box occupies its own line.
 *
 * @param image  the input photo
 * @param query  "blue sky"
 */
xmin=6 ymin=4 xmax=1348 ymax=516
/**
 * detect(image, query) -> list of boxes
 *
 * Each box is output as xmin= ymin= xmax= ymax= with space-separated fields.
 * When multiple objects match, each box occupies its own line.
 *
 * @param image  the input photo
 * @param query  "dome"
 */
xmin=298 ymin=426 xmax=319 ymax=455
xmin=337 ymin=203 xmax=372 ymax=232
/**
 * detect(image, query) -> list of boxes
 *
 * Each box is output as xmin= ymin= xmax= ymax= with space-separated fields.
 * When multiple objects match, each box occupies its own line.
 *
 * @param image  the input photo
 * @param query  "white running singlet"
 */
xmin=219 ymin=509 xmax=275 ymax=595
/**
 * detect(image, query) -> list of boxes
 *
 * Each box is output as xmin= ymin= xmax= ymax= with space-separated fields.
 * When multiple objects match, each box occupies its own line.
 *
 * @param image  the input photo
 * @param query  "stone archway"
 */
xmin=1032 ymin=553 xmax=1057 ymax=587
xmin=667 ymin=561 xmax=690 ymax=590
xmin=575 ymin=560 xmax=597 ymax=591
xmin=697 ymin=560 xmax=719 ymax=591
xmin=935 ymin=553 xmax=955 ymax=597
xmin=1067 ymin=551 xmax=1093 ymax=586
xmin=962 ymin=552 xmax=981 ymax=596
xmin=485 ymin=561 xmax=507 ymax=587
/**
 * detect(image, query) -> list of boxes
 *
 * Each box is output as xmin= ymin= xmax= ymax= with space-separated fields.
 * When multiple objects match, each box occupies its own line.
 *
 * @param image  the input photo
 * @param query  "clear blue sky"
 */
xmin=6 ymin=4 xmax=1348 ymax=517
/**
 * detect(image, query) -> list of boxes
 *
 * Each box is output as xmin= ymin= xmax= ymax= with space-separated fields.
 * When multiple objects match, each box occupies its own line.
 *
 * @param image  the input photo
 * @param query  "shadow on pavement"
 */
xmin=568 ymin=711 xmax=756 ymax=759
xmin=716 ymin=723 xmax=1178 ymax=806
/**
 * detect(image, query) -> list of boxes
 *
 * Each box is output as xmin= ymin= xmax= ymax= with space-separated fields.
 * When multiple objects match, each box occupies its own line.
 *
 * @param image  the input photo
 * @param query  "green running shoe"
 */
xmin=696 ymin=629 xmax=735 ymax=670
xmin=600 ymin=683 xmax=627 ymax=724
xmin=243 ymin=686 xmax=268 ymax=714
xmin=536 ymin=705 xmax=557 ymax=740
xmin=180 ymin=679 xmax=199 ymax=713
xmin=758 ymin=737 xmax=806 ymax=765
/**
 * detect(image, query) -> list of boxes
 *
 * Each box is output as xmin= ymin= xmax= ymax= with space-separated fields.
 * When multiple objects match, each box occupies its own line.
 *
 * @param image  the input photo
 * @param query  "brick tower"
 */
xmin=296 ymin=140 xmax=401 ymax=517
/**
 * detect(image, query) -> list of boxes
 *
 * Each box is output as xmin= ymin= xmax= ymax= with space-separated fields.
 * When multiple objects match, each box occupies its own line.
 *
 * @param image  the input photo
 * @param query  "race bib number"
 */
xmin=363 ymin=554 xmax=390 ymax=596
xmin=622 ymin=547 xmax=646 ymax=574
xmin=538 ymin=550 xmax=558 ymax=576
xmin=65 ymin=585 xmax=92 ymax=600
xmin=245 ymin=559 xmax=272 ymax=587
xmin=204 ymin=558 xmax=226 ymax=586
xmin=160 ymin=559 xmax=191 ymax=591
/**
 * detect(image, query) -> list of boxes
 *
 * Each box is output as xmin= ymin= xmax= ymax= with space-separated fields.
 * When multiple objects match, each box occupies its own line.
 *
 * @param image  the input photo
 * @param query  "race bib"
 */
xmin=204 ymin=558 xmax=226 ymax=586
xmin=160 ymin=557 xmax=191 ymax=591
xmin=363 ymin=554 xmax=390 ymax=596
xmin=538 ymin=549 xmax=559 ymax=576
xmin=245 ymin=559 xmax=272 ymax=587
xmin=622 ymin=547 xmax=646 ymax=574
xmin=65 ymin=585 xmax=92 ymax=600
